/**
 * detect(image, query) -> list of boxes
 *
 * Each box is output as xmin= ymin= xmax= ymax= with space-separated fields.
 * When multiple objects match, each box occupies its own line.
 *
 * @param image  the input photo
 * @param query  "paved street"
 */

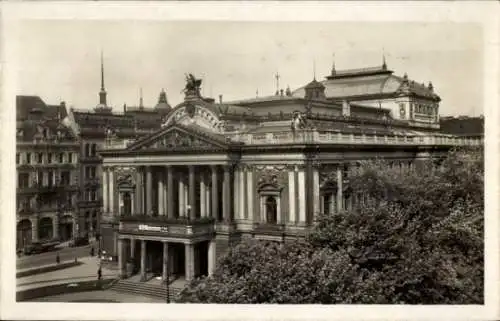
xmin=17 ymin=256 xmax=117 ymax=292
xmin=16 ymin=244 xmax=94 ymax=270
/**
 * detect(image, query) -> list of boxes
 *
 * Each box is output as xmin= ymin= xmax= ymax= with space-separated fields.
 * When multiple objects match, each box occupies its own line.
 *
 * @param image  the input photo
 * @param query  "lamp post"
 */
xmin=165 ymin=257 xmax=170 ymax=303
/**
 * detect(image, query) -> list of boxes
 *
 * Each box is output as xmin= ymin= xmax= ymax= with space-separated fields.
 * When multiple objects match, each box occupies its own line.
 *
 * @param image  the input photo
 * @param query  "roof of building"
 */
xmin=440 ymin=116 xmax=484 ymax=136
xmin=292 ymin=65 xmax=440 ymax=101
xmin=16 ymin=95 xmax=68 ymax=121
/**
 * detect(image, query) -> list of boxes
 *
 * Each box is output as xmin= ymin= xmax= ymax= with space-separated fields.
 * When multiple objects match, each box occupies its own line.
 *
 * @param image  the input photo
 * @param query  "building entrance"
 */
xmin=148 ymin=241 xmax=164 ymax=277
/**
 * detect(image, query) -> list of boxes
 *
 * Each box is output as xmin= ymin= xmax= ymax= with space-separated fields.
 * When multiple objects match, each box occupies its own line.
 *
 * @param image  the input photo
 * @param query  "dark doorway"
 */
xmin=196 ymin=241 xmax=209 ymax=277
xmin=17 ymin=219 xmax=32 ymax=248
xmin=148 ymin=241 xmax=164 ymax=277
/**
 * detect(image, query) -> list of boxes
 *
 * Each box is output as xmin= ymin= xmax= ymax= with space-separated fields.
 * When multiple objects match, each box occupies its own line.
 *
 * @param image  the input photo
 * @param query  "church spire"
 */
xmin=331 ymin=53 xmax=336 ymax=76
xmin=382 ymin=49 xmax=387 ymax=70
xmin=139 ymin=87 xmax=144 ymax=109
xmin=99 ymin=51 xmax=107 ymax=106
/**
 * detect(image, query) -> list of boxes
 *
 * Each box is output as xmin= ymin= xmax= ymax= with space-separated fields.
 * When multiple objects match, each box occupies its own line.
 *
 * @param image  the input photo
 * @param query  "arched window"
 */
xmin=265 ymin=196 xmax=277 ymax=224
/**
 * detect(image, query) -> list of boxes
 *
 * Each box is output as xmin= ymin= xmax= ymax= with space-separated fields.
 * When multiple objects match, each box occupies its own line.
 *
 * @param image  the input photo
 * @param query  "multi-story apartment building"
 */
xmin=63 ymin=57 xmax=172 ymax=250
xmin=16 ymin=96 xmax=80 ymax=249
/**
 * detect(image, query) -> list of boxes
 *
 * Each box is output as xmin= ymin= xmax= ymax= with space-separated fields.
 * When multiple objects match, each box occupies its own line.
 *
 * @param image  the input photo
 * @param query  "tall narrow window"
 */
xmin=265 ymin=196 xmax=277 ymax=224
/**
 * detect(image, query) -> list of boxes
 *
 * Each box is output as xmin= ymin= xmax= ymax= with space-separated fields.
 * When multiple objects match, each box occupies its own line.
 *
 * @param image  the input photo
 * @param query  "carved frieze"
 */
xmin=254 ymin=165 xmax=288 ymax=190
xmin=115 ymin=166 xmax=137 ymax=187
xmin=141 ymin=130 xmax=210 ymax=150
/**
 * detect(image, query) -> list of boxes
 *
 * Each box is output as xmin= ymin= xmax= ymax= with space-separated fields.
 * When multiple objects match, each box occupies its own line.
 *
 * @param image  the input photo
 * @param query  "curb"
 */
xmin=17 ymin=278 xmax=118 ymax=301
xmin=17 ymin=261 xmax=83 ymax=278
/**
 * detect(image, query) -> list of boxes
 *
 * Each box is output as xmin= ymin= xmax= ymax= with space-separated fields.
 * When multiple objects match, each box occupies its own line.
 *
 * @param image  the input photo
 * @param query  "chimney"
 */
xmin=123 ymin=103 xmax=127 ymax=113
xmin=219 ymin=95 xmax=223 ymax=104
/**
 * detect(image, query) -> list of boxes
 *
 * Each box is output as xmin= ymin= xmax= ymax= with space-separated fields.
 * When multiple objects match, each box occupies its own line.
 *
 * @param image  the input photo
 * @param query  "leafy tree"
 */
xmin=178 ymin=147 xmax=483 ymax=304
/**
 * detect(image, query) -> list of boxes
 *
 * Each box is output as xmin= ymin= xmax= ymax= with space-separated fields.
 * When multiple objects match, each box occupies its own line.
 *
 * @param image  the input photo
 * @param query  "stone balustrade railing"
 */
xmin=229 ymin=131 xmax=483 ymax=147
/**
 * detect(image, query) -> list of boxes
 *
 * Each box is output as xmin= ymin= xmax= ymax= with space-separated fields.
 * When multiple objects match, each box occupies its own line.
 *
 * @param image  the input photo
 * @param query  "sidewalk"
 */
xmin=17 ymin=256 xmax=118 ymax=292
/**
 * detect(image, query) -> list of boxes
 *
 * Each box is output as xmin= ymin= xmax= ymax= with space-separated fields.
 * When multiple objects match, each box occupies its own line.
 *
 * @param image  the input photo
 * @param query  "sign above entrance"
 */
xmin=138 ymin=224 xmax=168 ymax=233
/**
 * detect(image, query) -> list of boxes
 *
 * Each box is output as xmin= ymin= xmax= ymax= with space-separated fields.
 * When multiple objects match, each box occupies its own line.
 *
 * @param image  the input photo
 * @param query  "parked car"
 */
xmin=23 ymin=240 xmax=59 ymax=255
xmin=69 ymin=237 xmax=89 ymax=247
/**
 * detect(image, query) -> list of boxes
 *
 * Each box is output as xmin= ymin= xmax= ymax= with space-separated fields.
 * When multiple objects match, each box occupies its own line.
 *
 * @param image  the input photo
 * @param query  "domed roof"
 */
xmin=155 ymin=89 xmax=172 ymax=110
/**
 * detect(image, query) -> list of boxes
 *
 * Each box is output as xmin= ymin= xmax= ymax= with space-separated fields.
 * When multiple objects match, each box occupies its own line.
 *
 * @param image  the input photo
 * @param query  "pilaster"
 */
xmin=162 ymin=241 xmax=169 ymax=281
xmin=140 ymin=239 xmax=146 ymax=281
xmin=208 ymin=239 xmax=216 ymax=276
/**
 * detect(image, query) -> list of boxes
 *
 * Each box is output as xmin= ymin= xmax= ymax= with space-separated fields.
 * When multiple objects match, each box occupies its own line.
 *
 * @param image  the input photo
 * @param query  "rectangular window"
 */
xmin=47 ymin=153 xmax=52 ymax=164
xmin=18 ymin=173 xmax=30 ymax=188
xmin=37 ymin=171 xmax=43 ymax=185
xmin=37 ymin=153 xmax=43 ymax=164
xmin=26 ymin=153 xmax=31 ymax=164
xmin=91 ymin=189 xmax=97 ymax=201
xmin=47 ymin=171 xmax=53 ymax=187
xmin=91 ymin=167 xmax=96 ymax=178
xmin=60 ymin=171 xmax=71 ymax=185
xmin=16 ymin=153 xmax=20 ymax=164
xmin=59 ymin=153 xmax=64 ymax=163
xmin=68 ymin=153 xmax=73 ymax=163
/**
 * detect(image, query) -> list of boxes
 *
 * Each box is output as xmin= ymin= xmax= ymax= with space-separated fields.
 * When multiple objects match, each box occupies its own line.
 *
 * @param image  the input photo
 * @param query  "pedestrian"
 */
xmin=56 ymin=253 xmax=60 ymax=264
xmin=90 ymin=247 xmax=94 ymax=257
xmin=97 ymin=267 xmax=102 ymax=281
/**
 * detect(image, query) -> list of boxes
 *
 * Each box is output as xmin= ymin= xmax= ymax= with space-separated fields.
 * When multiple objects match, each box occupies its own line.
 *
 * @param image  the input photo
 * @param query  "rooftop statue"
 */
xmin=184 ymin=73 xmax=202 ymax=97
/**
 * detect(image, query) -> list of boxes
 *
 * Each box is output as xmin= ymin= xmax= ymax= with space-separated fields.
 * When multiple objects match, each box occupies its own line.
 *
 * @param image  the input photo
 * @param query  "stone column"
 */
xmin=31 ymin=217 xmax=39 ymax=242
xmin=205 ymin=184 xmax=211 ymax=217
xmin=53 ymin=214 xmax=59 ymax=240
xmin=140 ymin=240 xmax=146 ymax=281
xmin=288 ymin=169 xmax=296 ymax=224
xmin=222 ymin=165 xmax=231 ymax=222
xmin=336 ymin=165 xmax=343 ymax=212
xmin=158 ymin=170 xmax=164 ymax=216
xmin=200 ymin=175 xmax=206 ymax=217
xmin=135 ymin=167 xmax=142 ymax=214
xmin=130 ymin=238 xmax=135 ymax=258
xmin=208 ymin=240 xmax=216 ymax=276
xmin=167 ymin=166 xmax=175 ymax=218
xmin=238 ymin=168 xmax=245 ymax=220
xmin=102 ymin=167 xmax=108 ymax=212
xmin=185 ymin=243 xmax=194 ymax=282
xmin=297 ymin=168 xmax=306 ymax=224
xmin=118 ymin=238 xmax=125 ymax=278
xmin=313 ymin=168 xmax=320 ymax=220
xmin=188 ymin=165 xmax=196 ymax=220
xmin=109 ymin=168 xmax=114 ymax=215
xmin=234 ymin=167 xmax=240 ymax=220
xmin=179 ymin=177 xmax=185 ymax=217
xmin=163 ymin=167 xmax=168 ymax=216
xmin=162 ymin=241 xmax=169 ymax=281
xmin=211 ymin=165 xmax=218 ymax=220
xmin=246 ymin=168 xmax=254 ymax=221
xmin=146 ymin=166 xmax=152 ymax=215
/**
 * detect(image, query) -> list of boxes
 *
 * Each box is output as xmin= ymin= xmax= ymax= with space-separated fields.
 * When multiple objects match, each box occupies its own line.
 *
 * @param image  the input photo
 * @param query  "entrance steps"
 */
xmin=109 ymin=277 xmax=185 ymax=301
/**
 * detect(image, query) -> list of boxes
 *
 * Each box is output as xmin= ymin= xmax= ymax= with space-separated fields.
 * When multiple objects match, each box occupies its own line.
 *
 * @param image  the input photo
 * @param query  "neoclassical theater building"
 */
xmin=99 ymin=63 xmax=482 ymax=283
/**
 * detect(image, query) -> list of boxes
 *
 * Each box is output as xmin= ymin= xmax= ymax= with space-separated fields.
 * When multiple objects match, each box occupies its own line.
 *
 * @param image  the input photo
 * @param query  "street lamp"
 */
xmin=165 ymin=258 xmax=170 ymax=303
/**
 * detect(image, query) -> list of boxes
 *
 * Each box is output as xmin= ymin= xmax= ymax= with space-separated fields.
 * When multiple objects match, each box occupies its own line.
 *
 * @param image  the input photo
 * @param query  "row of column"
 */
xmin=105 ymin=162 xmax=346 ymax=224
xmin=118 ymin=238 xmax=217 ymax=282
xmin=103 ymin=164 xmax=234 ymax=221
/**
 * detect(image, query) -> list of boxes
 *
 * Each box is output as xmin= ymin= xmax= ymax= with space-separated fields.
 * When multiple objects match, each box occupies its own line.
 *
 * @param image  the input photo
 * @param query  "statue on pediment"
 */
xmin=184 ymin=73 xmax=202 ymax=98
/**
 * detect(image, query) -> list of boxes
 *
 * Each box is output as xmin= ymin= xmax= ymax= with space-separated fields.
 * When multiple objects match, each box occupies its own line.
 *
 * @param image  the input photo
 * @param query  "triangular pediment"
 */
xmin=127 ymin=123 xmax=230 ymax=152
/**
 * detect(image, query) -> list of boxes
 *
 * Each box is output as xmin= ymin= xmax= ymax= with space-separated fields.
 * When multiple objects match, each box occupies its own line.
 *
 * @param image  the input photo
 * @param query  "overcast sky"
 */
xmin=13 ymin=20 xmax=483 ymax=116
